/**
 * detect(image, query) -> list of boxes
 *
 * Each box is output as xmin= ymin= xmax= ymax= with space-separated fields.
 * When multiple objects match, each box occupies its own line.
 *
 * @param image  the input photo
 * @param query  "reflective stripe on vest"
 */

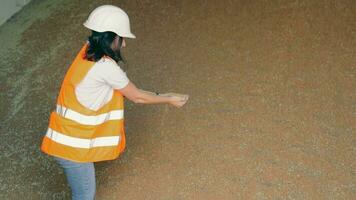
xmin=56 ymin=105 xmax=124 ymax=126
xmin=46 ymin=128 xmax=120 ymax=148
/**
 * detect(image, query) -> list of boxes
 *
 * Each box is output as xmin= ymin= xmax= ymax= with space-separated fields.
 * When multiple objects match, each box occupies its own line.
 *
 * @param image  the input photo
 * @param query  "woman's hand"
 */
xmin=160 ymin=93 xmax=189 ymax=108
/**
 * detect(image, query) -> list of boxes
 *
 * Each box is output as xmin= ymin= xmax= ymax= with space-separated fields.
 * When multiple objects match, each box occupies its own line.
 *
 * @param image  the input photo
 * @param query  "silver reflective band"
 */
xmin=46 ymin=128 xmax=120 ymax=149
xmin=56 ymin=105 xmax=123 ymax=126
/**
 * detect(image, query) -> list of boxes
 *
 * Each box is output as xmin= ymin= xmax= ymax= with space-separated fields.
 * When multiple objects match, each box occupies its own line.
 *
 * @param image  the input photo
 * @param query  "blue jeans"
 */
xmin=55 ymin=157 xmax=96 ymax=200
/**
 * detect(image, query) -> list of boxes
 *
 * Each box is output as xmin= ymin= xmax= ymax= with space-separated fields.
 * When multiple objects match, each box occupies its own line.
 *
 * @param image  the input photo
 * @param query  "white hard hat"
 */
xmin=83 ymin=5 xmax=136 ymax=38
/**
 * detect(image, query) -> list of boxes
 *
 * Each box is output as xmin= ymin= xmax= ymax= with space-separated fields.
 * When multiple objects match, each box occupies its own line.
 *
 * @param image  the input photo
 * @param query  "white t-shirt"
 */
xmin=75 ymin=58 xmax=129 ymax=111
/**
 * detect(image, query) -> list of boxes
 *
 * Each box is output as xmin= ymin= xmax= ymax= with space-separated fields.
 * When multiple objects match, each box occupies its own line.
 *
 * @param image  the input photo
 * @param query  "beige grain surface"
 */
xmin=0 ymin=0 xmax=355 ymax=199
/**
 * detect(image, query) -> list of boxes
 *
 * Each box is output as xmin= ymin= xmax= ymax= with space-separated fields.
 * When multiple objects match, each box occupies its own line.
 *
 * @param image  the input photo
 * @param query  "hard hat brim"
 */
xmin=83 ymin=22 xmax=136 ymax=39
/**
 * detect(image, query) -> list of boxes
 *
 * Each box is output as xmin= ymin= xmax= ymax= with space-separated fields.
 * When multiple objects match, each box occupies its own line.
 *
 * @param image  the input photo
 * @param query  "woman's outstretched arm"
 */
xmin=118 ymin=82 xmax=189 ymax=107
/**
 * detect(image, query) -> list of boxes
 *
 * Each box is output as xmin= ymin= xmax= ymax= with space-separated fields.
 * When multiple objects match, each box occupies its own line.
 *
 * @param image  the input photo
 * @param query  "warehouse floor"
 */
xmin=0 ymin=0 xmax=355 ymax=199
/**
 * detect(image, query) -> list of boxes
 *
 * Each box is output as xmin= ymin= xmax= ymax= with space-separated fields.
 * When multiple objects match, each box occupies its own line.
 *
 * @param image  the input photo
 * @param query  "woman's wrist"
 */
xmin=156 ymin=93 xmax=174 ymax=104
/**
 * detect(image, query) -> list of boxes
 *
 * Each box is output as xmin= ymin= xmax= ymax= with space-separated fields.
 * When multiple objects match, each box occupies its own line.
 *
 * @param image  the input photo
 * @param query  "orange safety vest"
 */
xmin=41 ymin=44 xmax=126 ymax=162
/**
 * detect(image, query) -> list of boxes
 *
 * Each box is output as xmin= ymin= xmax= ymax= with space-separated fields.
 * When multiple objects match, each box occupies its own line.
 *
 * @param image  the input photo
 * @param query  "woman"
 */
xmin=41 ymin=5 xmax=188 ymax=200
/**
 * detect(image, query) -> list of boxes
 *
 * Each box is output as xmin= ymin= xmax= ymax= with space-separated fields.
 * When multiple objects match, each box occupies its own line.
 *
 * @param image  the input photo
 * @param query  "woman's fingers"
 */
xmin=178 ymin=95 xmax=189 ymax=102
xmin=160 ymin=93 xmax=189 ymax=107
xmin=171 ymin=94 xmax=189 ymax=107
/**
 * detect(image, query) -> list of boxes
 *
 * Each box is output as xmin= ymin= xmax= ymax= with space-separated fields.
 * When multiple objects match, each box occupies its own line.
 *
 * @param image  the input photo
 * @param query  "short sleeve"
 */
xmin=97 ymin=59 xmax=130 ymax=89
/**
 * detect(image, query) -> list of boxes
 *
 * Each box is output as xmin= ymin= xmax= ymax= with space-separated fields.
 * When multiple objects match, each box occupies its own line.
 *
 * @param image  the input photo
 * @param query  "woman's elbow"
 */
xmin=132 ymin=98 xmax=144 ymax=104
xmin=119 ymin=82 xmax=145 ymax=104
xmin=126 ymin=94 xmax=145 ymax=104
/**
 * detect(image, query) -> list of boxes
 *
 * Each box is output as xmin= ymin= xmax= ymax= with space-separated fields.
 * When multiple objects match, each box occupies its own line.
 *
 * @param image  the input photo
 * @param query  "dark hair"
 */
xmin=84 ymin=31 xmax=124 ymax=62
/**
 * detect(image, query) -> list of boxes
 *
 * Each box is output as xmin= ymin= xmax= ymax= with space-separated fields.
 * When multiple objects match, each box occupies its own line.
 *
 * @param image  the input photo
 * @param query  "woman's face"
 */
xmin=112 ymin=36 xmax=126 ymax=51
xmin=121 ymin=38 xmax=126 ymax=48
